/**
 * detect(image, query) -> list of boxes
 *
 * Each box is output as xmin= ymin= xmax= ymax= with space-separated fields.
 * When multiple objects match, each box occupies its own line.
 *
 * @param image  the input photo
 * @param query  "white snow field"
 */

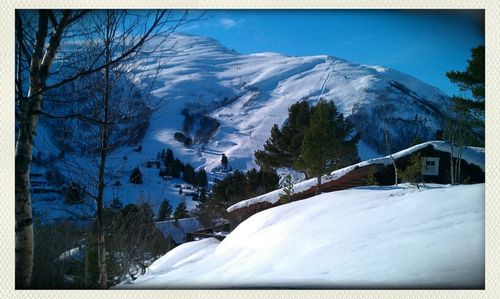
xmin=120 ymin=183 xmax=484 ymax=289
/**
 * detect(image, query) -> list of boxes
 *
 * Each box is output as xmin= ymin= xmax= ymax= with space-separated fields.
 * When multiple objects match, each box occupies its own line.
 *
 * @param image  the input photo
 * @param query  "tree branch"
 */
xmin=47 ymin=11 xmax=58 ymax=28
xmin=37 ymin=110 xmax=116 ymax=125
xmin=29 ymin=10 xmax=168 ymax=99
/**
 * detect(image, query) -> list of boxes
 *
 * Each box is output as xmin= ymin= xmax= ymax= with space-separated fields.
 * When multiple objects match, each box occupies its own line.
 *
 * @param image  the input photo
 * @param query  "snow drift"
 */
xmin=120 ymin=183 xmax=484 ymax=289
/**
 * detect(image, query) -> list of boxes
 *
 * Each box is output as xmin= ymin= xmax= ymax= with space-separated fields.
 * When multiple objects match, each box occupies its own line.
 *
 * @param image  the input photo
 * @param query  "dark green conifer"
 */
xmin=174 ymin=202 xmax=188 ymax=220
xmin=295 ymin=99 xmax=360 ymax=194
xmin=129 ymin=167 xmax=143 ymax=184
xmin=157 ymin=199 xmax=172 ymax=221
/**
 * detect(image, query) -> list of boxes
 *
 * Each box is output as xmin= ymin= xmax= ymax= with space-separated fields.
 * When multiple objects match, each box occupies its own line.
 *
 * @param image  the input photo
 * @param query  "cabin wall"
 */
xmin=375 ymin=145 xmax=484 ymax=185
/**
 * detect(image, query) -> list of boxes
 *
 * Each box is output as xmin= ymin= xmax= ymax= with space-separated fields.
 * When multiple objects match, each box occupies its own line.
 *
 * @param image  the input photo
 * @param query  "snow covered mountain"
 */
xmin=119 ymin=183 xmax=485 ymax=289
xmin=31 ymin=33 xmax=454 ymax=219
xmin=134 ymin=33 xmax=451 ymax=171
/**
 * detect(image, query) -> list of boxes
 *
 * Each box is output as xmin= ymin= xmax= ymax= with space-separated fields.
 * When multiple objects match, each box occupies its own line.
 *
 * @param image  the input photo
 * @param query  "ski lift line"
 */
xmin=306 ymin=59 xmax=336 ymax=100
xmin=319 ymin=60 xmax=337 ymax=99
xmin=309 ymin=61 xmax=330 ymax=95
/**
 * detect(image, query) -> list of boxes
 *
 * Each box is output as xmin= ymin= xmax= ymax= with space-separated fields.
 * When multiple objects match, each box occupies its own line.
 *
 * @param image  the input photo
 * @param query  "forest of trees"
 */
xmin=210 ymin=168 xmax=280 ymax=206
xmin=157 ymin=148 xmax=208 ymax=188
xmin=30 ymin=201 xmax=172 ymax=288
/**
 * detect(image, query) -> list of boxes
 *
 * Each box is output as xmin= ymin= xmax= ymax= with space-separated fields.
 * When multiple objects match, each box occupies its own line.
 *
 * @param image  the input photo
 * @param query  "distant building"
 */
xmin=155 ymin=217 xmax=204 ymax=244
xmin=155 ymin=217 xmax=231 ymax=244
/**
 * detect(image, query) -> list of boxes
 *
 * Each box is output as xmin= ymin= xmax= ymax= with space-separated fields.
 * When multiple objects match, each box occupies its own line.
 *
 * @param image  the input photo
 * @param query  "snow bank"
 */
xmin=120 ymin=238 xmax=220 ymax=287
xmin=227 ymin=141 xmax=485 ymax=212
xmin=120 ymin=183 xmax=484 ymax=289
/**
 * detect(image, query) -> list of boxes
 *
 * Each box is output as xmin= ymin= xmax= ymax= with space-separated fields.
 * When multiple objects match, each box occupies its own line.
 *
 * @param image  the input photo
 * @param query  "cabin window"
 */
xmin=422 ymin=157 xmax=440 ymax=176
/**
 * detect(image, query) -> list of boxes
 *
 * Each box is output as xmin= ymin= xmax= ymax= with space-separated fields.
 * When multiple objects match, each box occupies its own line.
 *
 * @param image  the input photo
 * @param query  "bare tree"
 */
xmin=107 ymin=199 xmax=171 ymax=282
xmin=15 ymin=10 xmax=87 ymax=288
xmin=15 ymin=9 xmax=199 ymax=288
xmin=50 ymin=10 xmax=203 ymax=288
xmin=383 ymin=122 xmax=398 ymax=186
xmin=444 ymin=114 xmax=467 ymax=185
xmin=380 ymin=97 xmax=398 ymax=186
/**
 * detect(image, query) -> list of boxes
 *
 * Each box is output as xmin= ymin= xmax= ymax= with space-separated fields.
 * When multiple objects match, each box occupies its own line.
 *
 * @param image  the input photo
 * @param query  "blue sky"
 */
xmin=180 ymin=10 xmax=484 ymax=96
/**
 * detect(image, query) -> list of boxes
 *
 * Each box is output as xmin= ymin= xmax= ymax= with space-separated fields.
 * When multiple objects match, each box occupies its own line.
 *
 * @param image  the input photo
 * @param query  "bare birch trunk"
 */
xmin=96 ymin=12 xmax=112 ymax=288
xmin=15 ymin=117 xmax=37 ymax=288
xmin=15 ymin=11 xmax=49 ymax=287
xmin=450 ymin=150 xmax=455 ymax=185
xmin=15 ymin=10 xmax=76 ymax=287
xmin=383 ymin=123 xmax=398 ymax=186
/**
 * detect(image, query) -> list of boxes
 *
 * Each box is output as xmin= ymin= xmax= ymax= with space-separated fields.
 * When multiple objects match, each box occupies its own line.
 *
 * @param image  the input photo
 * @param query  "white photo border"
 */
xmin=1 ymin=1 xmax=497 ymax=298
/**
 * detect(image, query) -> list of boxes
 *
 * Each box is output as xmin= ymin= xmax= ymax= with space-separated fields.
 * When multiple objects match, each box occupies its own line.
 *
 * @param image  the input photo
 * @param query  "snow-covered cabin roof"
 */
xmin=58 ymin=246 xmax=85 ymax=263
xmin=155 ymin=217 xmax=204 ymax=244
xmin=227 ymin=141 xmax=484 ymax=213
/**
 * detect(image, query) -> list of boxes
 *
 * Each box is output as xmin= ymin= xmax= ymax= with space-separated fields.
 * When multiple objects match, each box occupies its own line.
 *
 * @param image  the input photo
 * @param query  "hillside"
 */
xmin=31 ymin=33 xmax=454 ymax=219
xmin=119 ymin=183 xmax=485 ymax=289
xmin=133 ymin=33 xmax=451 ymax=171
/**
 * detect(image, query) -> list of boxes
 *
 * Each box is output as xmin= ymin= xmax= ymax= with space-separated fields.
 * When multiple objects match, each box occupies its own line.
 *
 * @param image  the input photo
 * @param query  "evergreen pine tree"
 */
xmin=157 ymin=199 xmax=172 ymax=221
xmin=296 ymin=99 xmax=360 ymax=194
xmin=255 ymin=101 xmax=312 ymax=171
xmin=199 ymin=188 xmax=207 ymax=203
xmin=195 ymin=169 xmax=208 ymax=188
xmin=221 ymin=154 xmax=229 ymax=169
xmin=200 ymin=169 xmax=208 ymax=188
xmin=399 ymin=153 xmax=424 ymax=188
xmin=445 ymin=45 xmax=485 ymax=146
xmin=170 ymin=159 xmax=183 ymax=178
xmin=174 ymin=202 xmax=188 ymax=220
xmin=183 ymin=163 xmax=195 ymax=184
xmin=279 ymin=174 xmax=294 ymax=204
xmin=65 ymin=181 xmax=84 ymax=204
xmin=281 ymin=100 xmax=312 ymax=158
xmin=165 ymin=149 xmax=175 ymax=165
xmin=254 ymin=124 xmax=292 ymax=170
xmin=444 ymin=45 xmax=484 ymax=184
xmin=244 ymin=168 xmax=260 ymax=194
xmin=129 ymin=167 xmax=143 ymax=184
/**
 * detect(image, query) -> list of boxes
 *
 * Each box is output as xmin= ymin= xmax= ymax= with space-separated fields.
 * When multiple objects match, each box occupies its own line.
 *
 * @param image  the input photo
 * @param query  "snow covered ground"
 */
xmin=119 ymin=183 xmax=484 ymax=289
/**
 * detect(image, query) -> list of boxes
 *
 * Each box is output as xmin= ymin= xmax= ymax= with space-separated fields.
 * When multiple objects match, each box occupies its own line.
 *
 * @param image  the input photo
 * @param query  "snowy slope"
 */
xmin=133 ymin=33 xmax=451 ymax=172
xmin=110 ymin=34 xmax=451 ymax=209
xmin=32 ymin=33 xmax=454 ymax=218
xmin=120 ymin=183 xmax=484 ymax=289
